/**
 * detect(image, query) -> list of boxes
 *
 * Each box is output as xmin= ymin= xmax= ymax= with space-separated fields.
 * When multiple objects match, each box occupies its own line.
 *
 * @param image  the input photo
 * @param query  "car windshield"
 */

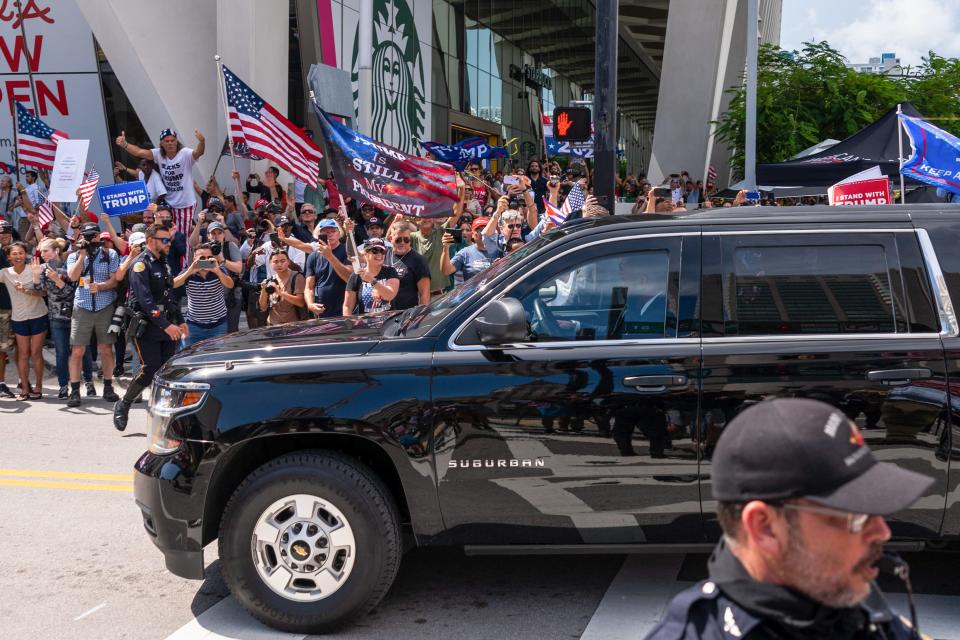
xmin=392 ymin=232 xmax=556 ymax=338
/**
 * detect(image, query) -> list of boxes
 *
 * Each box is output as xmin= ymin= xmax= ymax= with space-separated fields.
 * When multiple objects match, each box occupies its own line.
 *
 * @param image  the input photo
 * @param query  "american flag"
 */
xmin=545 ymin=182 xmax=586 ymax=226
xmin=15 ymin=102 xmax=68 ymax=170
xmin=222 ymin=65 xmax=323 ymax=188
xmin=36 ymin=193 xmax=54 ymax=228
xmin=707 ymin=164 xmax=717 ymax=188
xmin=77 ymin=167 xmax=99 ymax=210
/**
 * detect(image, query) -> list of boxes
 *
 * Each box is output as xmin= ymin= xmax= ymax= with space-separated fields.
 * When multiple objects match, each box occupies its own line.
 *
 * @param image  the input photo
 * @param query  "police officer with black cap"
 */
xmin=646 ymin=398 xmax=932 ymax=640
xmin=112 ymin=223 xmax=186 ymax=431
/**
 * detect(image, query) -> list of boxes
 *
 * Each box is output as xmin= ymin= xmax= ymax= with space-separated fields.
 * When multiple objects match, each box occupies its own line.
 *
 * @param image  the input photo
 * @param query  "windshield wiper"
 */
xmin=382 ymin=306 xmax=420 ymax=337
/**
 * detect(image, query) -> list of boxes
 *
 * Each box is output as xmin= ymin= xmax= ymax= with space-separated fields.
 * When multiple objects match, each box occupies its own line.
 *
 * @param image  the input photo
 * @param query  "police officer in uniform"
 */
xmin=646 ymin=398 xmax=932 ymax=640
xmin=113 ymin=224 xmax=186 ymax=431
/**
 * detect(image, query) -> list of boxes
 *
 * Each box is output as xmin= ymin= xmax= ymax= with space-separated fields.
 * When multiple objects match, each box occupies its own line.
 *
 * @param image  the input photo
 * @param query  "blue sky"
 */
xmin=780 ymin=0 xmax=960 ymax=68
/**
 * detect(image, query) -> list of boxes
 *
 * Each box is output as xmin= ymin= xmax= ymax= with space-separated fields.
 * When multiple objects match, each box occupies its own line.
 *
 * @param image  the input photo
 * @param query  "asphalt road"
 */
xmin=3 ymin=372 xmax=960 ymax=640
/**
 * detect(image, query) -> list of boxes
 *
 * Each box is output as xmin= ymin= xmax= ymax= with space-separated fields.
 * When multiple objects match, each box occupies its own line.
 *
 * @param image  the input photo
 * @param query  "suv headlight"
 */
xmin=148 ymin=381 xmax=210 ymax=454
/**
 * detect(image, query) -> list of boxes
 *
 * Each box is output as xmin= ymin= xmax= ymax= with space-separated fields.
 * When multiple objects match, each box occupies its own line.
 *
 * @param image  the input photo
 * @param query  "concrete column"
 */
xmin=76 ymin=0 xmax=289 ymax=185
xmin=75 ymin=0 xmax=218 ymax=178
xmin=216 ymin=0 xmax=289 ymax=185
xmin=648 ymin=0 xmax=740 ymax=186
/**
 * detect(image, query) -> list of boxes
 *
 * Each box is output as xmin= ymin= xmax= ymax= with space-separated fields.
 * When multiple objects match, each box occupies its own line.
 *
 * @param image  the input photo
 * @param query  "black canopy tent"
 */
xmin=756 ymin=103 xmax=921 ymax=187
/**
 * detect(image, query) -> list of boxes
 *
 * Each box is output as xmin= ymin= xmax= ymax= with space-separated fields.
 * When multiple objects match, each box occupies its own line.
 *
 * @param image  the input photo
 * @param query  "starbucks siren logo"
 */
xmin=352 ymin=0 xmax=425 ymax=154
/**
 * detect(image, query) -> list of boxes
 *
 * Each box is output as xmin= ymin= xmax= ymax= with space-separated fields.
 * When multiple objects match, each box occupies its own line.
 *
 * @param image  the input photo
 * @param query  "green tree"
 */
xmin=715 ymin=41 xmax=911 ymax=179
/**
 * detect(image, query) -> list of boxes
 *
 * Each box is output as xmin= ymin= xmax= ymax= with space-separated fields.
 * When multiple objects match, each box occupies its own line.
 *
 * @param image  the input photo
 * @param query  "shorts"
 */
xmin=0 ymin=309 xmax=11 ymax=354
xmin=11 ymin=315 xmax=49 ymax=337
xmin=70 ymin=305 xmax=117 ymax=347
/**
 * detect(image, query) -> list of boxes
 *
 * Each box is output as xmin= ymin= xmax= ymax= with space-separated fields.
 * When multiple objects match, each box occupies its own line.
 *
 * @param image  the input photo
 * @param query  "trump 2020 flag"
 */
xmin=899 ymin=115 xmax=960 ymax=194
xmin=312 ymin=104 xmax=458 ymax=218
xmin=421 ymin=137 xmax=508 ymax=170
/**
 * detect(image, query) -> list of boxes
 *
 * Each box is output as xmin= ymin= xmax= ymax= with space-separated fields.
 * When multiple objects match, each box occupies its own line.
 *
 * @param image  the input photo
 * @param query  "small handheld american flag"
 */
xmin=36 ymin=193 xmax=54 ymax=229
xmin=77 ymin=167 xmax=99 ymax=211
xmin=545 ymin=181 xmax=586 ymax=226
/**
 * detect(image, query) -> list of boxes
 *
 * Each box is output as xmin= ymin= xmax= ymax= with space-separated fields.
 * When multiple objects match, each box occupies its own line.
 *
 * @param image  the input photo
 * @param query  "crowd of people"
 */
xmin=0 ymin=124 xmax=835 ymax=408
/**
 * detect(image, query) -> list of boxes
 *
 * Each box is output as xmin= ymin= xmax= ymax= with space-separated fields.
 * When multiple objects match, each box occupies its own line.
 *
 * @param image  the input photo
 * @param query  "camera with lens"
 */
xmin=507 ymin=196 xmax=522 ymax=209
xmin=210 ymin=240 xmax=223 ymax=256
xmin=107 ymin=304 xmax=128 ymax=335
xmin=262 ymin=276 xmax=279 ymax=295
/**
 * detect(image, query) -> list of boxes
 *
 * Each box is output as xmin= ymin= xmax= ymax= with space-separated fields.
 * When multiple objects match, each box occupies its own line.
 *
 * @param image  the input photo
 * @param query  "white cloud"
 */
xmin=801 ymin=0 xmax=960 ymax=66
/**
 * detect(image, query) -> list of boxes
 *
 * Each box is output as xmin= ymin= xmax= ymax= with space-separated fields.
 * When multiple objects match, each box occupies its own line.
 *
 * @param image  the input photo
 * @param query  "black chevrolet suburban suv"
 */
xmin=134 ymin=205 xmax=960 ymax=633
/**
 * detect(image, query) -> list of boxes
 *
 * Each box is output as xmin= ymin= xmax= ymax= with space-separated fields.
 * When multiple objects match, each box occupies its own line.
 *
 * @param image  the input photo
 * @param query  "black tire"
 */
xmin=218 ymin=451 xmax=401 ymax=633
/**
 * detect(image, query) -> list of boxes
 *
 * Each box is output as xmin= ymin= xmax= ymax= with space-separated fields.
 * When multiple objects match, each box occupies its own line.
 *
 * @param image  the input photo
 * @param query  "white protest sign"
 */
xmin=47 ymin=138 xmax=89 ymax=202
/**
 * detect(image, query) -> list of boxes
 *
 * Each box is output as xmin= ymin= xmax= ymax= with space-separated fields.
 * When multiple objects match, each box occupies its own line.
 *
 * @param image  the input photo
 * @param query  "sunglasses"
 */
xmin=156 ymin=237 xmax=172 ymax=245
xmin=505 ymin=224 xmax=521 ymax=230
xmin=366 ymin=248 xmax=386 ymax=255
xmin=392 ymin=237 xmax=411 ymax=244
xmin=776 ymin=502 xmax=870 ymax=534
xmin=302 ymin=209 xmax=316 ymax=214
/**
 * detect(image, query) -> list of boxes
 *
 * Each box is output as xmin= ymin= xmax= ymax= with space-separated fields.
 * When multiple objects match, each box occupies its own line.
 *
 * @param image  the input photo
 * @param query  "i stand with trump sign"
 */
xmin=97 ymin=180 xmax=150 ymax=217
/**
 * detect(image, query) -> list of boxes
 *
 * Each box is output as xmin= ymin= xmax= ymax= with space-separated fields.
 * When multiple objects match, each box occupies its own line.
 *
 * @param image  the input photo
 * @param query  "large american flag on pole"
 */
xmin=77 ymin=167 xmax=99 ymax=210
xmin=222 ymin=65 xmax=323 ymax=188
xmin=16 ymin=102 xmax=67 ymax=170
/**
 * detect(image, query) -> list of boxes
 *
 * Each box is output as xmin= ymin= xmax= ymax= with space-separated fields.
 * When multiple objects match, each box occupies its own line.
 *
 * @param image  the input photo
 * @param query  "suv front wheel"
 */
xmin=218 ymin=451 xmax=401 ymax=633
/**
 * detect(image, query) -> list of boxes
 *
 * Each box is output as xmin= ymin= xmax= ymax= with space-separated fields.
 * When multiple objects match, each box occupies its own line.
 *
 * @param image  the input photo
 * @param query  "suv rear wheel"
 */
xmin=218 ymin=451 xmax=400 ymax=633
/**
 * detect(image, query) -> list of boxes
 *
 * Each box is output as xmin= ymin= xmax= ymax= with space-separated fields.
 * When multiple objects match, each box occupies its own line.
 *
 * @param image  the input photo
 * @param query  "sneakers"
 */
xmin=113 ymin=367 xmax=125 ymax=379
xmin=102 ymin=382 xmax=120 ymax=403
xmin=86 ymin=382 xmax=97 ymax=397
xmin=57 ymin=385 xmax=69 ymax=399
xmin=113 ymin=400 xmax=130 ymax=431
xmin=0 ymin=383 xmax=14 ymax=399
xmin=66 ymin=387 xmax=81 ymax=408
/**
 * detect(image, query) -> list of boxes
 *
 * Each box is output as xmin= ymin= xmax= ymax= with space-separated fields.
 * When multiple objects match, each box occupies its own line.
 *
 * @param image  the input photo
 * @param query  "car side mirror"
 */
xmin=475 ymin=297 xmax=528 ymax=345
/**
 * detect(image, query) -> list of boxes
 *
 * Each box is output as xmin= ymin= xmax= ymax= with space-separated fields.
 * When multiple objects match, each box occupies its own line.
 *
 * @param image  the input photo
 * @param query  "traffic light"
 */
xmin=553 ymin=107 xmax=591 ymax=142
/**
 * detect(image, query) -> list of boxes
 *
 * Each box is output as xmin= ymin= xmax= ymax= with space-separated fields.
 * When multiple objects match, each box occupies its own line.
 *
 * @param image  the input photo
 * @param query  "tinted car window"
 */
xmin=519 ymin=251 xmax=670 ymax=342
xmin=731 ymin=244 xmax=895 ymax=335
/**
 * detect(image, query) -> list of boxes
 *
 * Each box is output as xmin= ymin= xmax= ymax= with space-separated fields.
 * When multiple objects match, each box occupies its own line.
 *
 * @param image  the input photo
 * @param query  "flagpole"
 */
xmin=897 ymin=103 xmax=906 ymax=205
xmin=14 ymin=1 xmax=39 ymax=114
xmin=214 ymin=55 xmax=239 ymax=179
xmin=8 ymin=103 xmax=20 ymax=184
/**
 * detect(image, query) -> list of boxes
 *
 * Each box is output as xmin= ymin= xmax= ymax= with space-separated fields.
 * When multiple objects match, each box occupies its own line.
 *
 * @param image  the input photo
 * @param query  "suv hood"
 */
xmin=169 ymin=314 xmax=390 ymax=367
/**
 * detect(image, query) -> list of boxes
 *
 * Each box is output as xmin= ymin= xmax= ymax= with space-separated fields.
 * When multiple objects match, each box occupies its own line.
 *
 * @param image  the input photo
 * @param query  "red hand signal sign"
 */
xmin=552 ymin=107 xmax=591 ymax=142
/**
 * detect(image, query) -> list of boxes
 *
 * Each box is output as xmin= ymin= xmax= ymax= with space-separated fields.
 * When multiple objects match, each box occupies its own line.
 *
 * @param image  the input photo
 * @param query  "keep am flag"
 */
xmin=421 ymin=137 xmax=508 ymax=169
xmin=312 ymin=104 xmax=458 ymax=218
xmin=899 ymin=115 xmax=960 ymax=194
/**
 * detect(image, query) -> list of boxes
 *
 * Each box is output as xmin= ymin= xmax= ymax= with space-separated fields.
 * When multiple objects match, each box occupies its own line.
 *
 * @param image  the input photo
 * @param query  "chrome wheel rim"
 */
xmin=250 ymin=494 xmax=356 ymax=602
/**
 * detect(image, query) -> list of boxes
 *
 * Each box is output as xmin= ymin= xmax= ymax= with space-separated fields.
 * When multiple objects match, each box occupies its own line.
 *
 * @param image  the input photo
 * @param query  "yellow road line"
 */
xmin=0 ymin=479 xmax=132 ymax=493
xmin=0 ymin=468 xmax=133 ymax=482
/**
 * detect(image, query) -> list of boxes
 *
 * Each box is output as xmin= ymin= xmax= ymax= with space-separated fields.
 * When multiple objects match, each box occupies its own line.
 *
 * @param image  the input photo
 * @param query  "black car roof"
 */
xmin=555 ymin=203 xmax=960 ymax=237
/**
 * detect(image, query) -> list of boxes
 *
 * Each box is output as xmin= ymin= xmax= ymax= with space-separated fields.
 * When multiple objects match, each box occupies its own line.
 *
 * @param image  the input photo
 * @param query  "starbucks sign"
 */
xmin=351 ymin=0 xmax=426 ymax=154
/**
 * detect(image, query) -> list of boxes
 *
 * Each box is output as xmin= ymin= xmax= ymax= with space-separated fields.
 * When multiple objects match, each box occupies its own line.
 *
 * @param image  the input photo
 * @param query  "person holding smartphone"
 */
xmin=174 ymin=242 xmax=234 ymax=346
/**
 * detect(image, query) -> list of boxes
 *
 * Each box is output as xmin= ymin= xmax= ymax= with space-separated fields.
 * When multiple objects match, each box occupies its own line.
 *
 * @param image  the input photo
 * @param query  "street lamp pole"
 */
xmin=593 ymin=0 xmax=618 ymax=210
xmin=744 ymin=0 xmax=759 ymax=189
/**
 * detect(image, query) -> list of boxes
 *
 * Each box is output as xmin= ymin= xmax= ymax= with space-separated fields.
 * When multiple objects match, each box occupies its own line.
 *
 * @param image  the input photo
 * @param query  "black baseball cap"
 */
xmin=80 ymin=222 xmax=101 ymax=236
xmin=366 ymin=216 xmax=383 ymax=228
xmin=0 ymin=220 xmax=12 ymax=232
xmin=206 ymin=197 xmax=225 ymax=212
xmin=275 ymin=216 xmax=293 ymax=227
xmin=712 ymin=398 xmax=933 ymax=515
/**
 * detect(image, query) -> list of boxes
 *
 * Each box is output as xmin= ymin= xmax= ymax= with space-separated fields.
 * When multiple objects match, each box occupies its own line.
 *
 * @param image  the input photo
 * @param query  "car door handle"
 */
xmin=623 ymin=375 xmax=688 ymax=392
xmin=866 ymin=368 xmax=932 ymax=385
